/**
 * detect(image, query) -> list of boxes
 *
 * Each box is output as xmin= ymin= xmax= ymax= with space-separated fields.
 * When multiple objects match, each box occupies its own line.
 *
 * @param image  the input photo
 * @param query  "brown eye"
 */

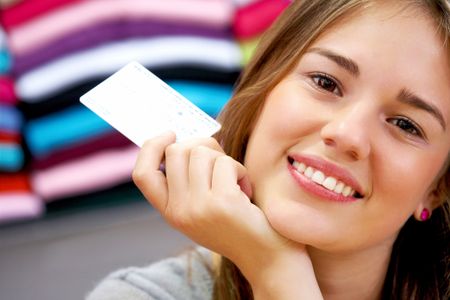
xmin=311 ymin=74 xmax=342 ymax=96
xmin=387 ymin=117 xmax=425 ymax=139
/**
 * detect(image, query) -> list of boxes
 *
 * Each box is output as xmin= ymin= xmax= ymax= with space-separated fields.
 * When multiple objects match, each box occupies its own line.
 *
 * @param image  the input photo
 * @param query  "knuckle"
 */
xmin=165 ymin=143 xmax=183 ymax=157
xmin=166 ymin=198 xmax=211 ymax=230
xmin=204 ymin=136 xmax=219 ymax=146
xmin=205 ymin=137 xmax=224 ymax=152
xmin=141 ymin=137 xmax=165 ymax=151
xmin=186 ymin=137 xmax=222 ymax=152
xmin=141 ymin=138 xmax=155 ymax=149
xmin=190 ymin=145 xmax=209 ymax=158
xmin=132 ymin=167 xmax=146 ymax=184
xmin=216 ymin=155 xmax=234 ymax=165
xmin=132 ymin=168 xmax=162 ymax=195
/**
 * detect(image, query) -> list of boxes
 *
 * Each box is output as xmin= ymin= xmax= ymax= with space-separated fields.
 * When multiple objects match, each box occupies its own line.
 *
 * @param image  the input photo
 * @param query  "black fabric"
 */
xmin=19 ymin=65 xmax=240 ymax=120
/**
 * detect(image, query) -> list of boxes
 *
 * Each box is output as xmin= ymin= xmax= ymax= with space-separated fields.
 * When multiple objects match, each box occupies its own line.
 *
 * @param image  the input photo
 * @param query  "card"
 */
xmin=80 ymin=61 xmax=221 ymax=147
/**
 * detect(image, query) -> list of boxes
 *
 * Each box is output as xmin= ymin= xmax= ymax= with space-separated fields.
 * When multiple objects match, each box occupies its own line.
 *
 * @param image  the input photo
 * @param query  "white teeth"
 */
xmin=304 ymin=167 xmax=314 ymax=178
xmin=342 ymin=186 xmax=352 ymax=197
xmin=322 ymin=176 xmax=337 ymax=191
xmin=292 ymin=159 xmax=358 ymax=198
xmin=311 ymin=171 xmax=325 ymax=184
xmin=292 ymin=161 xmax=306 ymax=173
xmin=334 ymin=182 xmax=344 ymax=194
xmin=298 ymin=162 xmax=306 ymax=173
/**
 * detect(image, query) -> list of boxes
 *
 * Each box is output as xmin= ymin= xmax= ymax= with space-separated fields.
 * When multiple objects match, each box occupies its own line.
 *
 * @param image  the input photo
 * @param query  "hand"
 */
xmin=132 ymin=132 xmax=273 ymax=261
xmin=132 ymin=132 xmax=323 ymax=299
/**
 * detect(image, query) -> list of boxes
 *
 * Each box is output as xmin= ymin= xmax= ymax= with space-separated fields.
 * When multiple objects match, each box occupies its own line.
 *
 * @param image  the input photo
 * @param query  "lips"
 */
xmin=287 ymin=154 xmax=364 ymax=201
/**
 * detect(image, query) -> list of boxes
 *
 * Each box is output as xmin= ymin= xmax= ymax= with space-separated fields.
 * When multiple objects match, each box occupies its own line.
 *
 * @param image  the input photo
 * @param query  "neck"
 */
xmin=308 ymin=241 xmax=394 ymax=300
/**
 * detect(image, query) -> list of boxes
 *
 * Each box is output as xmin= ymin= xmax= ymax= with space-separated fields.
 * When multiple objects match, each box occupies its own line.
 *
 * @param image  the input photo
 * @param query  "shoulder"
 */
xmin=86 ymin=247 xmax=215 ymax=300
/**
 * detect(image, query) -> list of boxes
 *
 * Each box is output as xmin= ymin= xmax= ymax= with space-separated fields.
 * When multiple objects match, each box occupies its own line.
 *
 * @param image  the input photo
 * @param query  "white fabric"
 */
xmin=16 ymin=36 xmax=242 ymax=101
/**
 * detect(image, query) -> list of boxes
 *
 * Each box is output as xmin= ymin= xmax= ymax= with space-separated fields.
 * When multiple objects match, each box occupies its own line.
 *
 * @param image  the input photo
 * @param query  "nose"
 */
xmin=320 ymin=105 xmax=372 ymax=161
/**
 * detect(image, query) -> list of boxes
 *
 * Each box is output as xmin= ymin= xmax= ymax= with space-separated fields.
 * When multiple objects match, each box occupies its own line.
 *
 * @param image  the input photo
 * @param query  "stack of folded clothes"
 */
xmin=233 ymin=0 xmax=290 ymax=64
xmin=0 ymin=19 xmax=43 ymax=223
xmin=0 ymin=0 xmax=290 ymax=222
xmin=2 ymin=0 xmax=241 ymax=208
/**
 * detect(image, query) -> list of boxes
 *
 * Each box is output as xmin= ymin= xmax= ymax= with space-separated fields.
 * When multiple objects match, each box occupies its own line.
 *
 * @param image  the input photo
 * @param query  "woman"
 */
xmin=88 ymin=0 xmax=450 ymax=299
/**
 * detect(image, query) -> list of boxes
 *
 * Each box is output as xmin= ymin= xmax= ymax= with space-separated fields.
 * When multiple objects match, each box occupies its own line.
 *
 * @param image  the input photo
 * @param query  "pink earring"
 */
xmin=420 ymin=208 xmax=430 ymax=221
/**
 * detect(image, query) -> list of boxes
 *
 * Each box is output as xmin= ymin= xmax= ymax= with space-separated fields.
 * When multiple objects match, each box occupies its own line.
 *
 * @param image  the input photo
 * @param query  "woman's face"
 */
xmin=244 ymin=4 xmax=450 ymax=252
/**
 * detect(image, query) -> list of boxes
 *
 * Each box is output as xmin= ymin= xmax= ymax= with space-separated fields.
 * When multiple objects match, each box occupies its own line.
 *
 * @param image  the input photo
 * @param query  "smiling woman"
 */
xmin=216 ymin=0 xmax=450 ymax=298
xmin=87 ymin=1 xmax=450 ymax=300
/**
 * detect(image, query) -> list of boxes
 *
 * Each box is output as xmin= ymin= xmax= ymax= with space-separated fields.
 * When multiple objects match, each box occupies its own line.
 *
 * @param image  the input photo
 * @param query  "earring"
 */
xmin=420 ymin=208 xmax=430 ymax=221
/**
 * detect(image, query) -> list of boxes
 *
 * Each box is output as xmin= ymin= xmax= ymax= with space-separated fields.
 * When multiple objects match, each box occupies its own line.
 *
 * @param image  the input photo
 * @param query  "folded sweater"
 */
xmin=8 ymin=0 xmax=233 ymax=55
xmin=16 ymin=36 xmax=241 ymax=101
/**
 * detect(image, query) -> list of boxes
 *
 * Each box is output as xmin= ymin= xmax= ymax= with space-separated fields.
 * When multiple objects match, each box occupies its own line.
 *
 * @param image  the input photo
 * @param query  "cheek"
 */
xmin=374 ymin=149 xmax=443 ymax=211
xmin=245 ymin=87 xmax=310 ymax=173
xmin=255 ymin=87 xmax=322 ymax=141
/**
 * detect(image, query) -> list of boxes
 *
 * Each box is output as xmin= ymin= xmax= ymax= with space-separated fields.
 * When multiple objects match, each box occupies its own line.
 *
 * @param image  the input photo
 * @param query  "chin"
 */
xmin=262 ymin=199 xmax=355 ymax=252
xmin=263 ymin=200 xmax=321 ymax=243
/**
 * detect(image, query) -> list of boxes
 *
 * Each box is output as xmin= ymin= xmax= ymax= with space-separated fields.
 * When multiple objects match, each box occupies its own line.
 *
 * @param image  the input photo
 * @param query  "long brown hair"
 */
xmin=213 ymin=0 xmax=450 ymax=299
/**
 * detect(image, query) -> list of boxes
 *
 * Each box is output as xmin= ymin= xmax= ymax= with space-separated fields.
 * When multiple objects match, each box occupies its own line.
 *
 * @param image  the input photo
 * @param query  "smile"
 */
xmin=287 ymin=155 xmax=364 ymax=201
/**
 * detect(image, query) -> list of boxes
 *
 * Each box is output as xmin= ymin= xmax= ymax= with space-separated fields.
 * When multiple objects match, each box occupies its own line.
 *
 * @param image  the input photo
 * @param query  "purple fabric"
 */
xmin=13 ymin=18 xmax=233 ymax=75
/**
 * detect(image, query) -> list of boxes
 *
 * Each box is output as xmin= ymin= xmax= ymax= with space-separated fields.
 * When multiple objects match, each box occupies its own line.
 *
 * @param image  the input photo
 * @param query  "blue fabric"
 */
xmin=24 ymin=81 xmax=232 ymax=158
xmin=0 ymin=50 xmax=11 ymax=74
xmin=168 ymin=81 xmax=233 ymax=117
xmin=0 ymin=143 xmax=24 ymax=172
xmin=24 ymin=104 xmax=113 ymax=158
xmin=0 ymin=104 xmax=22 ymax=132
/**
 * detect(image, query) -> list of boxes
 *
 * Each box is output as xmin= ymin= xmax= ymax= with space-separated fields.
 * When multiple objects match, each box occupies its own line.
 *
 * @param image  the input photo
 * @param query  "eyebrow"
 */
xmin=398 ymin=89 xmax=446 ymax=131
xmin=306 ymin=47 xmax=447 ymax=131
xmin=308 ymin=47 xmax=360 ymax=77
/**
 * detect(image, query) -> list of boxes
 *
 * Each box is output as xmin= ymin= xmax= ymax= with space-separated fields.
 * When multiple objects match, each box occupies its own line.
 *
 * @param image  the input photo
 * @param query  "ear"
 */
xmin=413 ymin=188 xmax=441 ymax=222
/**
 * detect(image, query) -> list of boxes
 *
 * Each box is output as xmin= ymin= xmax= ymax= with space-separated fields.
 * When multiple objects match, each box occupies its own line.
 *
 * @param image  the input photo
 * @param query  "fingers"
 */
xmin=133 ymin=131 xmax=251 ymax=229
xmin=134 ymin=133 xmax=224 ymax=212
xmin=189 ymin=146 xmax=225 ymax=195
xmin=164 ymin=142 xmax=190 ymax=201
xmin=132 ymin=132 xmax=176 ymax=212
xmin=165 ymin=137 xmax=224 ymax=201
xmin=211 ymin=155 xmax=253 ymax=200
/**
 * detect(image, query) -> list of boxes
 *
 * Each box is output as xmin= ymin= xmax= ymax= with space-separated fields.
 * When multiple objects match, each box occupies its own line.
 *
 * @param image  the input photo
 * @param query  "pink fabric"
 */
xmin=8 ymin=0 xmax=234 ymax=55
xmin=233 ymin=0 xmax=290 ymax=39
xmin=32 ymin=145 xmax=139 ymax=201
xmin=0 ymin=76 xmax=17 ymax=105
xmin=0 ymin=0 xmax=80 ymax=31
xmin=0 ymin=192 xmax=43 ymax=223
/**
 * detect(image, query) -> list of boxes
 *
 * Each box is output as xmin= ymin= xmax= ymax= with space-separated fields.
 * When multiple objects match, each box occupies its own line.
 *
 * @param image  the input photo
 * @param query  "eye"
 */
xmin=310 ymin=73 xmax=342 ymax=96
xmin=387 ymin=117 xmax=426 ymax=139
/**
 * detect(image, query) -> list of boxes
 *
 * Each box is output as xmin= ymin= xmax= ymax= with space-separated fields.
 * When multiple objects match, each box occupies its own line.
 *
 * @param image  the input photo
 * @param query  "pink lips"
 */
xmin=287 ymin=154 xmax=364 ymax=203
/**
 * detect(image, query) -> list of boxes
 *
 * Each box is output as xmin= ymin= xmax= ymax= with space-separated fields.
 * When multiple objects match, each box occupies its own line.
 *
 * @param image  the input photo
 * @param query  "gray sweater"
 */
xmin=86 ymin=248 xmax=214 ymax=300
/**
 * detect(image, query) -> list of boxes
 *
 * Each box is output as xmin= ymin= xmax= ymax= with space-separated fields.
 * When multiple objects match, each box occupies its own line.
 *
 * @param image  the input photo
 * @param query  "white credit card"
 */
xmin=80 ymin=61 xmax=221 ymax=147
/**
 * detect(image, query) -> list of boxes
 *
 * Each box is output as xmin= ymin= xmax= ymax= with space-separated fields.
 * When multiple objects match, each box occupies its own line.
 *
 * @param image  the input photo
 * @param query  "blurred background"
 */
xmin=0 ymin=0 xmax=289 ymax=299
